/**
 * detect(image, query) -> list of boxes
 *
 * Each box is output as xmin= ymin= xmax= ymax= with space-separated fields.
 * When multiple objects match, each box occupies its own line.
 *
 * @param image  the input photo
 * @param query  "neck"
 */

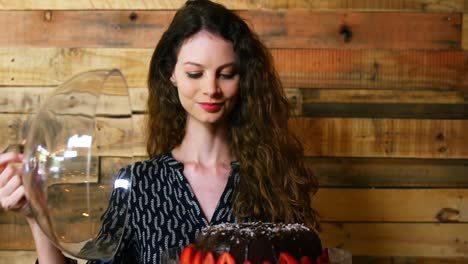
xmin=172 ymin=117 xmax=235 ymax=167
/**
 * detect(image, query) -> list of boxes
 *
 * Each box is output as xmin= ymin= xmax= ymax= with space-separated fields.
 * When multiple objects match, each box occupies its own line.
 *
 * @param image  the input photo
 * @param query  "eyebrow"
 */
xmin=183 ymin=62 xmax=237 ymax=69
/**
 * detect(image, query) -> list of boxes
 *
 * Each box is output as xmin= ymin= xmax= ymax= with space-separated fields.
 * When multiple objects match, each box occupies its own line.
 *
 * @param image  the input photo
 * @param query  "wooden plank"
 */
xmin=290 ymin=117 xmax=468 ymax=159
xmin=0 ymin=224 xmax=35 ymax=250
xmin=0 ymin=87 xmax=48 ymax=113
xmin=462 ymin=13 xmax=468 ymax=50
xmin=3 ymin=48 xmax=468 ymax=90
xmin=303 ymin=103 xmax=468 ymax=119
xmin=301 ymin=89 xmax=468 ymax=119
xmin=0 ymin=210 xmax=27 ymax=224
xmin=0 ymin=0 xmax=258 ymax=10
xmin=131 ymin=114 xmax=147 ymax=156
xmin=310 ymin=157 xmax=468 ymax=187
xmin=313 ymin=188 xmax=468 ymax=222
xmin=0 ymin=11 xmax=460 ymax=49
xmin=0 ymin=48 xmax=152 ymax=88
xmin=304 ymin=89 xmax=467 ymax=104
xmin=0 ymin=114 xmax=32 ymax=149
xmin=0 ymin=87 xmax=141 ymax=114
xmin=244 ymin=11 xmax=461 ymax=50
xmin=0 ymin=251 xmax=86 ymax=264
xmin=353 ymin=256 xmax=468 ymax=263
xmin=270 ymin=49 xmax=468 ymax=90
xmin=0 ymin=0 xmax=464 ymax=11
xmin=0 ymin=251 xmax=37 ymax=264
xmin=280 ymin=0 xmax=466 ymax=11
xmin=0 ymin=114 xmax=135 ymax=156
xmin=320 ymin=223 xmax=468 ymax=257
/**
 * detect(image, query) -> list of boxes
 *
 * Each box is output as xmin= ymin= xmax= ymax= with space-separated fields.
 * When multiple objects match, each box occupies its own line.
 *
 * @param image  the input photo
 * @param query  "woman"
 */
xmin=0 ymin=0 xmax=319 ymax=263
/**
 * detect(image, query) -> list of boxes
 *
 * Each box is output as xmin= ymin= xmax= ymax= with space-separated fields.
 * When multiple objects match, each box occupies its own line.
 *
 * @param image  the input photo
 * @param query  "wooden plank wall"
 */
xmin=0 ymin=0 xmax=468 ymax=263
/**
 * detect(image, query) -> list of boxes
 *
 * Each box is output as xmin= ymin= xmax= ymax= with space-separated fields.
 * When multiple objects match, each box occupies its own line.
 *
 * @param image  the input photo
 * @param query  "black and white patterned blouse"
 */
xmin=50 ymin=152 xmax=242 ymax=264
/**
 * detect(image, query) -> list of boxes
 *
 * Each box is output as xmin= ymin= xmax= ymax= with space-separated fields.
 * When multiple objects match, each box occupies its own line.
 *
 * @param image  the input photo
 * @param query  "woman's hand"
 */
xmin=0 ymin=152 xmax=67 ymax=262
xmin=0 ymin=152 xmax=31 ymax=216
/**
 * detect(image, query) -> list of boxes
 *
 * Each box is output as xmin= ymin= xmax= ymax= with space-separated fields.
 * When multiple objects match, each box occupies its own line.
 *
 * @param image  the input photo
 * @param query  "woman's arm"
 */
xmin=28 ymin=218 xmax=68 ymax=264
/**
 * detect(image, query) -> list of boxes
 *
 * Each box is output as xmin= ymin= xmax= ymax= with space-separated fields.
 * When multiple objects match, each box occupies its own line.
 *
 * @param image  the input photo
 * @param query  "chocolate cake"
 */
xmin=180 ymin=222 xmax=323 ymax=264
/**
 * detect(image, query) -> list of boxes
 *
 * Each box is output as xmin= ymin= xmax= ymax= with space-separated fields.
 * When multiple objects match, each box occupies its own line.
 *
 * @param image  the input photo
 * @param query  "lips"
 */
xmin=198 ymin=102 xmax=223 ymax=112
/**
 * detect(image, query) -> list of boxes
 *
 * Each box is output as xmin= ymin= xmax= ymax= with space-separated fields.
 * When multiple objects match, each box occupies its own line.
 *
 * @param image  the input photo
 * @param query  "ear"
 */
xmin=170 ymin=73 xmax=177 ymax=87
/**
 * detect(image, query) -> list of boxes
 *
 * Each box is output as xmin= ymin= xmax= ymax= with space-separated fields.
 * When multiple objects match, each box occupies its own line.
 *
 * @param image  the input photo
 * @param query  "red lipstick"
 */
xmin=199 ymin=102 xmax=223 ymax=112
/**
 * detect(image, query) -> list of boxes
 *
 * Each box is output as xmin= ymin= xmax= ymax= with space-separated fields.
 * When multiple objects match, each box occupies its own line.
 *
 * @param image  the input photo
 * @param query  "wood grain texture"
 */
xmin=270 ymin=49 xmax=468 ymax=90
xmin=0 ymin=0 xmax=258 ymax=10
xmin=321 ymin=223 xmax=468 ymax=257
xmin=0 ymin=251 xmax=86 ymax=264
xmin=290 ymin=117 xmax=468 ymax=159
xmin=463 ymin=13 xmax=468 ymax=50
xmin=303 ymin=102 xmax=468 ymax=119
xmin=304 ymin=89 xmax=467 ymax=104
xmin=314 ymin=188 xmax=468 ymax=222
xmin=311 ymin=157 xmax=468 ymax=187
xmin=0 ymin=114 xmax=135 ymax=156
xmin=353 ymin=256 xmax=468 ymax=263
xmin=301 ymin=89 xmax=468 ymax=119
xmin=0 ymin=224 xmax=35 ymax=250
xmin=0 ymin=10 xmax=460 ymax=49
xmin=0 ymin=0 xmax=464 ymax=11
xmin=0 ymin=251 xmax=38 ymax=264
xmin=3 ymin=48 xmax=468 ymax=90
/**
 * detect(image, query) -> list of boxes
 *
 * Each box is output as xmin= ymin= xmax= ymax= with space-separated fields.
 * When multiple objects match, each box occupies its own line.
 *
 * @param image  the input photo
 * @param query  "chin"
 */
xmin=199 ymin=115 xmax=227 ymax=125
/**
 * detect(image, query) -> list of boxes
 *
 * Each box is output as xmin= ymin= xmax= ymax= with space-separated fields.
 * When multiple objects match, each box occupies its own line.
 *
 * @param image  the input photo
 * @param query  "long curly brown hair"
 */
xmin=146 ymin=0 xmax=319 ymax=231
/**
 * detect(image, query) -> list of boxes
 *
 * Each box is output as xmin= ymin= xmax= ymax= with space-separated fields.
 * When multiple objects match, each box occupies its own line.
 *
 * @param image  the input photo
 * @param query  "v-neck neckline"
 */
xmin=166 ymin=151 xmax=239 ymax=225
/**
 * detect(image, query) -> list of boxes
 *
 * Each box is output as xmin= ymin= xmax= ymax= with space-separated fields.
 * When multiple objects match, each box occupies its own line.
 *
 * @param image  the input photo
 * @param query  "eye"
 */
xmin=218 ymin=72 xmax=238 ymax=80
xmin=186 ymin=72 xmax=202 ymax=79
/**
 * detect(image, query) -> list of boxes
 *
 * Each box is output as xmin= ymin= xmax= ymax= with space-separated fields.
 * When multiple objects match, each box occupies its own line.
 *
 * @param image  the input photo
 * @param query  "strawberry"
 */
xmin=203 ymin=252 xmax=216 ymax=264
xmin=216 ymin=252 xmax=236 ymax=264
xmin=180 ymin=244 xmax=194 ymax=264
xmin=300 ymin=256 xmax=312 ymax=264
xmin=262 ymin=261 xmax=272 ymax=264
xmin=316 ymin=248 xmax=330 ymax=264
xmin=243 ymin=261 xmax=252 ymax=264
xmin=316 ymin=256 xmax=325 ymax=264
xmin=322 ymin=248 xmax=330 ymax=262
xmin=193 ymin=251 xmax=204 ymax=264
xmin=279 ymin=253 xmax=299 ymax=264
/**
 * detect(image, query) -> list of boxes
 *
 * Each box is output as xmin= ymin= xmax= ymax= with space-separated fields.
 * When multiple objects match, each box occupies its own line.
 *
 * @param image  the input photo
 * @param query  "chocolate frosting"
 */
xmin=194 ymin=222 xmax=322 ymax=263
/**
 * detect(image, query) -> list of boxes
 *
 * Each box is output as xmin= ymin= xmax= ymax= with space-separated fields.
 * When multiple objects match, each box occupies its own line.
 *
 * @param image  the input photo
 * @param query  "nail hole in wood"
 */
xmin=339 ymin=25 xmax=353 ymax=43
xmin=129 ymin=12 xmax=138 ymax=21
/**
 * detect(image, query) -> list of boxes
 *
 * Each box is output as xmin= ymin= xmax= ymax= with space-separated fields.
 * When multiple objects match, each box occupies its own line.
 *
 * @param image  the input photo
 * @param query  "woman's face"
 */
xmin=171 ymin=30 xmax=240 ymax=126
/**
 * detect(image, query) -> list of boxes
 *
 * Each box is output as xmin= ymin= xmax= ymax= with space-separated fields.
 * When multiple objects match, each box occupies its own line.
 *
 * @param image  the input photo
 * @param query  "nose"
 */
xmin=202 ymin=74 xmax=220 ymax=97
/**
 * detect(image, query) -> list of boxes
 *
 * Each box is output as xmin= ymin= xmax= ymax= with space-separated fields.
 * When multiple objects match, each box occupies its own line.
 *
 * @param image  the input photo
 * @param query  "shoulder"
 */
xmin=129 ymin=152 xmax=183 ymax=180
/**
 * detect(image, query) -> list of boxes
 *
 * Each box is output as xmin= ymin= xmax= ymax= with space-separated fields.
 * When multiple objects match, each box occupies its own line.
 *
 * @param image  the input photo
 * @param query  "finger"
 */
xmin=0 ymin=152 xmax=22 ymax=166
xmin=0 ymin=153 xmax=22 ymax=172
xmin=4 ymin=185 xmax=28 ymax=211
xmin=0 ymin=175 xmax=21 ymax=208
xmin=0 ymin=164 xmax=19 ymax=188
